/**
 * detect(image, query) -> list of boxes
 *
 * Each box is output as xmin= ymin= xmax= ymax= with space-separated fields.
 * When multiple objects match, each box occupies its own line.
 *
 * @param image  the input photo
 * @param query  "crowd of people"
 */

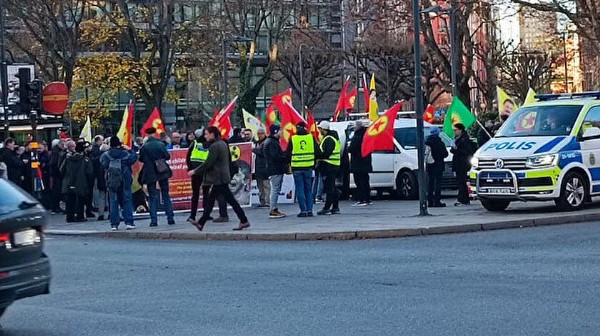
xmin=0 ymin=117 xmax=482 ymax=231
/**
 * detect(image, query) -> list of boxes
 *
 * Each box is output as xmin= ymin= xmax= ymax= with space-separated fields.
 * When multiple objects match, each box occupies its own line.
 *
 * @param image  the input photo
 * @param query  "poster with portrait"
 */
xmin=250 ymin=175 xmax=295 ymax=205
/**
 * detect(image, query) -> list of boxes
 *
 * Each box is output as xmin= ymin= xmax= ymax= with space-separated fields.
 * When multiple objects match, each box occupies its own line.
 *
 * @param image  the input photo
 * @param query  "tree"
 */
xmin=5 ymin=0 xmax=87 ymax=87
xmin=498 ymin=50 xmax=558 ymax=101
xmin=276 ymin=28 xmax=342 ymax=110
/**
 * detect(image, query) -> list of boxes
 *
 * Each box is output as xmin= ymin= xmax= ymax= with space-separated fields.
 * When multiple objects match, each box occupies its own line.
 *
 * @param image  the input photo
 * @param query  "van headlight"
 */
xmin=470 ymin=157 xmax=479 ymax=168
xmin=526 ymin=154 xmax=558 ymax=168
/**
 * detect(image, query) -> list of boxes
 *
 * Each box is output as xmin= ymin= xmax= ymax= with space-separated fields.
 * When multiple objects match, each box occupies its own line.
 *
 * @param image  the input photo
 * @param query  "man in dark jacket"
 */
xmin=425 ymin=127 xmax=449 ymax=207
xmin=348 ymin=120 xmax=373 ymax=206
xmin=0 ymin=138 xmax=23 ymax=185
xmin=60 ymin=141 xmax=93 ymax=222
xmin=91 ymin=135 xmax=104 ymax=217
xmin=38 ymin=142 xmax=52 ymax=208
xmin=252 ymin=128 xmax=270 ymax=208
xmin=188 ymin=126 xmax=250 ymax=231
xmin=101 ymin=136 xmax=138 ymax=231
xmin=263 ymin=125 xmax=287 ymax=219
xmin=139 ymin=127 xmax=175 ymax=227
xmin=451 ymin=123 xmax=473 ymax=206
xmin=316 ymin=121 xmax=341 ymax=215
xmin=49 ymin=139 xmax=65 ymax=213
xmin=229 ymin=128 xmax=244 ymax=144
xmin=286 ymin=122 xmax=318 ymax=217
xmin=186 ymin=128 xmax=228 ymax=223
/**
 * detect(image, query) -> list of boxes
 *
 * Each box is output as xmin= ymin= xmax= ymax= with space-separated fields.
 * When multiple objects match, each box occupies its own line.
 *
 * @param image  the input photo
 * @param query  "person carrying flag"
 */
xmin=286 ymin=121 xmax=319 ymax=217
xmin=316 ymin=121 xmax=341 ymax=215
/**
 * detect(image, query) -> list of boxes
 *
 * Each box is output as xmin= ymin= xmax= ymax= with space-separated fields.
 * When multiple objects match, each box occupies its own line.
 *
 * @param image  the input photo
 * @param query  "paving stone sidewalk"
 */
xmin=44 ymin=199 xmax=600 ymax=240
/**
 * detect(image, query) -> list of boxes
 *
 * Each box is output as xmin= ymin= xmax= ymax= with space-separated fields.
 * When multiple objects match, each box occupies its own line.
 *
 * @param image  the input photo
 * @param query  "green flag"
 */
xmin=443 ymin=97 xmax=476 ymax=138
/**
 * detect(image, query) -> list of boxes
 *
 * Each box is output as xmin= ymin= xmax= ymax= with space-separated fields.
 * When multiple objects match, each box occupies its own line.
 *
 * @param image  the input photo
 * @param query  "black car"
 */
xmin=0 ymin=179 xmax=51 ymax=322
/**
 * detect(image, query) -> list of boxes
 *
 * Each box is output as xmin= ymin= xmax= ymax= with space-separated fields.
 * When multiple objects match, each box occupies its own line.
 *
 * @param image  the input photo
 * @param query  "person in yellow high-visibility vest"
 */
xmin=186 ymin=128 xmax=228 ymax=224
xmin=286 ymin=122 xmax=319 ymax=217
xmin=316 ymin=121 xmax=341 ymax=215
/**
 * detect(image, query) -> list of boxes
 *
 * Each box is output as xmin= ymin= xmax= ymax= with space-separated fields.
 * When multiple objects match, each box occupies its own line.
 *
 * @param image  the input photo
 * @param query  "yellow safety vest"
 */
xmin=291 ymin=134 xmax=315 ymax=169
xmin=320 ymin=135 xmax=341 ymax=167
xmin=190 ymin=140 xmax=209 ymax=163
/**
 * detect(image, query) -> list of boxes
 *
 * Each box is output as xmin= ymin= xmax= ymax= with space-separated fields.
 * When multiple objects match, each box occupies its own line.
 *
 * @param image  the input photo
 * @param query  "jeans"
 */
xmin=269 ymin=174 xmax=284 ymax=211
xmin=255 ymin=176 xmax=271 ymax=206
xmin=293 ymin=170 xmax=313 ymax=213
xmin=427 ymin=168 xmax=443 ymax=205
xmin=108 ymin=187 xmax=134 ymax=227
xmin=322 ymin=171 xmax=339 ymax=211
xmin=190 ymin=174 xmax=227 ymax=220
xmin=147 ymin=179 xmax=175 ymax=224
xmin=353 ymin=172 xmax=371 ymax=203
xmin=456 ymin=170 xmax=470 ymax=204
xmin=198 ymin=184 xmax=248 ymax=225
xmin=312 ymin=172 xmax=324 ymax=200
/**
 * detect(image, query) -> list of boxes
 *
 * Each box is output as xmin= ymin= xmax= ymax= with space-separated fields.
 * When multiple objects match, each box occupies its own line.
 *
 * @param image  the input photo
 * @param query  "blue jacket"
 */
xmin=100 ymin=148 xmax=138 ymax=187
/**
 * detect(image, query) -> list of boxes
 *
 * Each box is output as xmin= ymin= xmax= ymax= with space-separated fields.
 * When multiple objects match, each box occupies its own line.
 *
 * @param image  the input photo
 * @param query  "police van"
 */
xmin=330 ymin=114 xmax=456 ymax=199
xmin=471 ymin=92 xmax=600 ymax=211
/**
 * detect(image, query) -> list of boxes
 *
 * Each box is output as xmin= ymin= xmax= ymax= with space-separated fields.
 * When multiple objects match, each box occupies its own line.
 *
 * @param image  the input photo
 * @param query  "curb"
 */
xmin=45 ymin=212 xmax=597 ymax=241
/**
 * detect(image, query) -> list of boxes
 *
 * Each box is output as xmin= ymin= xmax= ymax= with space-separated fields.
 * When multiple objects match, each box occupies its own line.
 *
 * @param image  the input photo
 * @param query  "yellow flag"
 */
xmin=368 ymin=74 xmax=379 ymax=121
xmin=523 ymin=88 xmax=537 ymax=106
xmin=79 ymin=116 xmax=92 ymax=142
xmin=242 ymin=109 xmax=265 ymax=141
xmin=497 ymin=86 xmax=518 ymax=119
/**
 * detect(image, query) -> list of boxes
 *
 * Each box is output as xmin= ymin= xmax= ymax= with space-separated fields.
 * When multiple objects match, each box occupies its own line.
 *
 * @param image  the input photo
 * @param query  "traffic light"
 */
xmin=27 ymin=80 xmax=43 ymax=111
xmin=17 ymin=68 xmax=31 ymax=114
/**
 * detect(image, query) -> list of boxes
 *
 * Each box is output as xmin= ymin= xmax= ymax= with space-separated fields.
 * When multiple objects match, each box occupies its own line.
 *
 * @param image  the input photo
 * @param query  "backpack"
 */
xmin=106 ymin=155 xmax=123 ymax=191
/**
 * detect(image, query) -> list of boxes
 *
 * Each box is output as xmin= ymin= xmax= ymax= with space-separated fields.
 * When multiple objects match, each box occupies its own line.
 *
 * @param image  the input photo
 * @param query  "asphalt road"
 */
xmin=3 ymin=222 xmax=600 ymax=336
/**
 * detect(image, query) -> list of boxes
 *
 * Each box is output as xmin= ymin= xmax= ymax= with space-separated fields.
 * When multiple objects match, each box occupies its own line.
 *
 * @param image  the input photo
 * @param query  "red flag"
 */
xmin=272 ymin=89 xmax=293 ymax=115
xmin=265 ymin=103 xmax=279 ymax=130
xmin=277 ymin=101 xmax=306 ymax=150
xmin=209 ymin=97 xmax=238 ymax=140
xmin=361 ymin=101 xmax=403 ymax=157
xmin=424 ymin=104 xmax=435 ymax=124
xmin=345 ymin=88 xmax=357 ymax=111
xmin=140 ymin=107 xmax=166 ymax=138
xmin=333 ymin=80 xmax=350 ymax=122
xmin=306 ymin=110 xmax=320 ymax=142
xmin=362 ymin=74 xmax=370 ymax=113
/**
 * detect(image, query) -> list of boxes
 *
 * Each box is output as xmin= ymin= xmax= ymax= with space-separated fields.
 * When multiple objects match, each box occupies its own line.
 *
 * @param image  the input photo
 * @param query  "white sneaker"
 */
xmin=126 ymin=224 xmax=136 ymax=230
xmin=351 ymin=202 xmax=367 ymax=207
xmin=110 ymin=226 xmax=118 ymax=231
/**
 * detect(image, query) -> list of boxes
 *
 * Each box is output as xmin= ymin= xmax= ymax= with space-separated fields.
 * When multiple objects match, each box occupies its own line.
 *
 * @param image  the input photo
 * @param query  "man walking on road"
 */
xmin=188 ymin=126 xmax=250 ymax=231
xmin=348 ymin=120 xmax=372 ymax=206
xmin=139 ymin=127 xmax=176 ymax=227
xmin=252 ymin=128 xmax=270 ymax=208
xmin=100 ymin=136 xmax=138 ymax=231
xmin=263 ymin=125 xmax=287 ymax=219
xmin=287 ymin=122 xmax=318 ymax=217
xmin=186 ymin=128 xmax=229 ymax=224
xmin=316 ymin=121 xmax=341 ymax=215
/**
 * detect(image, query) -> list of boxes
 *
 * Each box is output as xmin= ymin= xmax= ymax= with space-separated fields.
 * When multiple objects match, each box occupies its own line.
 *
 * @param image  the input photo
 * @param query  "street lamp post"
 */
xmin=562 ymin=32 xmax=569 ymax=93
xmin=299 ymin=44 xmax=307 ymax=114
xmin=0 ymin=0 xmax=10 ymax=138
xmin=414 ymin=0 xmax=428 ymax=216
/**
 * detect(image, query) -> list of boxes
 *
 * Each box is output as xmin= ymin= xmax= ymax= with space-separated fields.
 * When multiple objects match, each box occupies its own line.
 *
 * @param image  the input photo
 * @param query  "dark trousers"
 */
xmin=65 ymin=193 xmax=85 ymax=221
xmin=353 ymin=172 xmax=371 ymax=203
xmin=322 ymin=171 xmax=339 ymax=211
xmin=50 ymin=176 xmax=63 ymax=212
xmin=427 ymin=168 xmax=443 ymax=205
xmin=85 ymin=184 xmax=94 ymax=215
xmin=456 ymin=170 xmax=470 ymax=204
xmin=198 ymin=184 xmax=247 ymax=225
xmin=190 ymin=174 xmax=227 ymax=220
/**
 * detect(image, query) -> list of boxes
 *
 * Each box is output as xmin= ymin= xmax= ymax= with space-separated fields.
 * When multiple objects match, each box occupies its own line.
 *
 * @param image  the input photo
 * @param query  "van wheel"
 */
xmin=480 ymin=198 xmax=510 ymax=212
xmin=396 ymin=171 xmax=418 ymax=200
xmin=555 ymin=171 xmax=587 ymax=211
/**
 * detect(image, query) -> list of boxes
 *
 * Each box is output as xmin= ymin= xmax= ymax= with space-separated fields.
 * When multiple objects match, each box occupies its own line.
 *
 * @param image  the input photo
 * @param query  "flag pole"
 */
xmin=475 ymin=119 xmax=492 ymax=139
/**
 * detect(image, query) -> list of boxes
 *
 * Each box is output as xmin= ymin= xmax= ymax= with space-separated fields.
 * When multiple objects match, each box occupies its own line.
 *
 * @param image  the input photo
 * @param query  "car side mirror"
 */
xmin=582 ymin=127 xmax=600 ymax=140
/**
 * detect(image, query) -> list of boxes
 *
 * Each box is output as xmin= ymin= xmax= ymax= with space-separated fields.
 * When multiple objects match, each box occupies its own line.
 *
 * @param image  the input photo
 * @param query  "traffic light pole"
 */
xmin=0 ymin=0 xmax=10 ymax=138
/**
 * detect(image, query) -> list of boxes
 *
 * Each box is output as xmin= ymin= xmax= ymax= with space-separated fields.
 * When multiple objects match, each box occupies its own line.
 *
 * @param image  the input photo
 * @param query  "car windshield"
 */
xmin=496 ymin=105 xmax=582 ymax=137
xmin=394 ymin=127 xmax=453 ymax=149
xmin=0 ymin=179 xmax=38 ymax=216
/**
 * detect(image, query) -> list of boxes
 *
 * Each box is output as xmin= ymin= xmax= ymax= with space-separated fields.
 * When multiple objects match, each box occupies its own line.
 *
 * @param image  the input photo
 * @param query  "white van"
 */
xmin=330 ymin=116 xmax=456 ymax=199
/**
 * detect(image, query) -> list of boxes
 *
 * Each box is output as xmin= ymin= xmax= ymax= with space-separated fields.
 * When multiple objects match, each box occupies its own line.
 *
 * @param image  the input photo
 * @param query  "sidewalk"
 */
xmin=45 ymin=199 xmax=600 ymax=241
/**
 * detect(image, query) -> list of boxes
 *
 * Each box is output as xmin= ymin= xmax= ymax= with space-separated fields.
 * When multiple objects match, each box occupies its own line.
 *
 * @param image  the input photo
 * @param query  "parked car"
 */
xmin=0 ymin=178 xmax=51 ymax=324
xmin=330 ymin=116 xmax=457 ymax=199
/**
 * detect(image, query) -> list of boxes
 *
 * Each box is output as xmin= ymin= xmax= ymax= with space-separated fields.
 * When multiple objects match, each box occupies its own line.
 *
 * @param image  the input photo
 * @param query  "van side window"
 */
xmin=581 ymin=106 xmax=600 ymax=135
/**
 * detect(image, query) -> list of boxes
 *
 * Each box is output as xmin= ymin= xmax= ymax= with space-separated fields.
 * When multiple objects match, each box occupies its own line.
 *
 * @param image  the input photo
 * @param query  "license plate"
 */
xmin=488 ymin=188 xmax=513 ymax=194
xmin=13 ymin=229 xmax=39 ymax=246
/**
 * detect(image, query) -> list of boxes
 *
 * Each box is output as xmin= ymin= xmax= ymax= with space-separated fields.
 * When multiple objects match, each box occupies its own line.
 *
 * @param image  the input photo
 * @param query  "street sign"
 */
xmin=42 ymin=82 xmax=69 ymax=115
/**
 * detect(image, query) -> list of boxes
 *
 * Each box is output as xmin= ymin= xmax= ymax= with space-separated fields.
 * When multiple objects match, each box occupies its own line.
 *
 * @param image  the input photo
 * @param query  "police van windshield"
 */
xmin=496 ymin=105 xmax=582 ymax=137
